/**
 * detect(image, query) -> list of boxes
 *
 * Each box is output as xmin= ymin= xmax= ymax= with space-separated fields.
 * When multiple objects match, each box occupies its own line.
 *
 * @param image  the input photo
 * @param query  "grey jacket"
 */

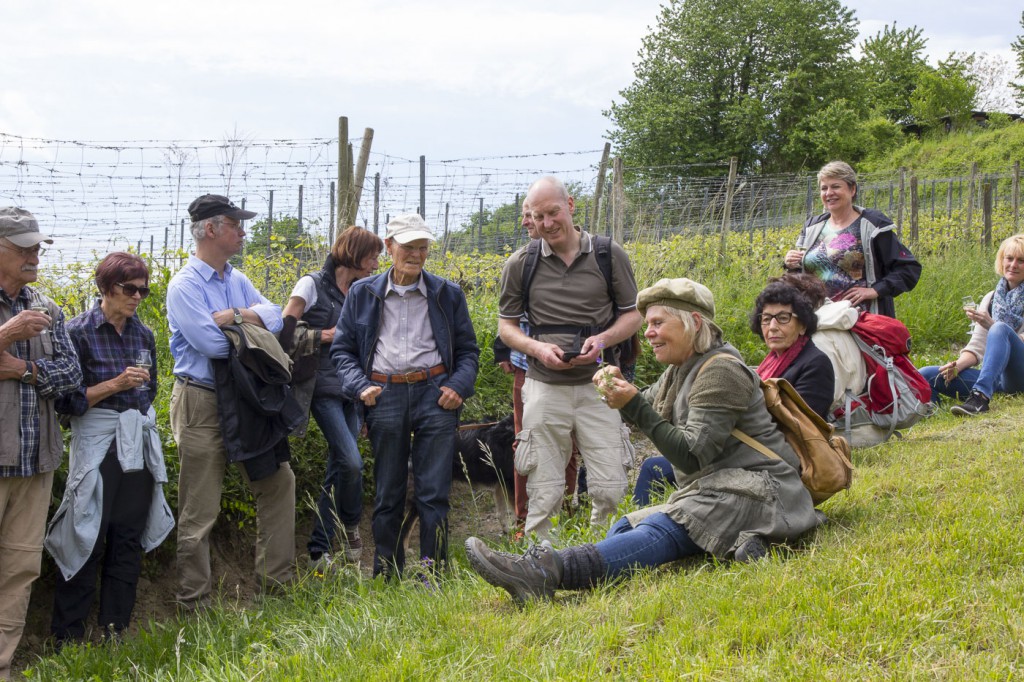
xmin=622 ymin=344 xmax=819 ymax=558
xmin=44 ymin=407 xmax=174 ymax=580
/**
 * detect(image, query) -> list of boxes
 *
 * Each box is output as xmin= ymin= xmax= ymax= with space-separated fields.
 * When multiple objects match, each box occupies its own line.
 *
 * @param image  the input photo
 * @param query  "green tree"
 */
xmin=859 ymin=23 xmax=929 ymax=125
xmin=909 ymin=55 xmax=978 ymax=131
xmin=243 ymin=215 xmax=322 ymax=266
xmin=604 ymin=0 xmax=858 ymax=174
xmin=1011 ymin=12 xmax=1024 ymax=110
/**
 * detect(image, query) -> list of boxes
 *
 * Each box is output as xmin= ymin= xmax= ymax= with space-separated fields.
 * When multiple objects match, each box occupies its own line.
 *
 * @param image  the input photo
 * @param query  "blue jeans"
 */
xmin=632 ymin=456 xmax=677 ymax=507
xmin=594 ymin=513 xmax=703 ymax=579
xmin=307 ymin=398 xmax=363 ymax=557
xmin=365 ymin=374 xmax=458 ymax=576
xmin=921 ymin=321 xmax=1024 ymax=402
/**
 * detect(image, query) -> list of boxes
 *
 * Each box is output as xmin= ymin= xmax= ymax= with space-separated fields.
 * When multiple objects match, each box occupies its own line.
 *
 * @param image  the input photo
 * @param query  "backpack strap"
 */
xmin=520 ymin=239 xmax=542 ymax=321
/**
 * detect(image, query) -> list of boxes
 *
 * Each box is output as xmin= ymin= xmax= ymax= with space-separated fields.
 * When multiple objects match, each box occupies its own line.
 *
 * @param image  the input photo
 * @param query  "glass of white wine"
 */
xmin=962 ymin=296 xmax=977 ymax=336
xmin=135 ymin=349 xmax=152 ymax=393
xmin=29 ymin=300 xmax=50 ymax=337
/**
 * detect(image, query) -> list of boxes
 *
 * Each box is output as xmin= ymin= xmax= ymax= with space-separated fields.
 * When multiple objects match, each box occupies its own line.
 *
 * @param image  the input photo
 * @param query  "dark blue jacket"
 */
xmin=331 ymin=268 xmax=479 ymax=403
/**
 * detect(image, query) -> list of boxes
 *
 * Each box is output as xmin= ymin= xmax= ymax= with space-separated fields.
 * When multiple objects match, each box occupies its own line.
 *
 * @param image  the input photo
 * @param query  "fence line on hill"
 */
xmin=1 ymin=133 xmax=1020 ymax=286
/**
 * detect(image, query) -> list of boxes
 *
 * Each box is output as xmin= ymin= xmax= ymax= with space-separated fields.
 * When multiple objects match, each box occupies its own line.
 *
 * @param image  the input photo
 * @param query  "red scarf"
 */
xmin=756 ymin=334 xmax=809 ymax=381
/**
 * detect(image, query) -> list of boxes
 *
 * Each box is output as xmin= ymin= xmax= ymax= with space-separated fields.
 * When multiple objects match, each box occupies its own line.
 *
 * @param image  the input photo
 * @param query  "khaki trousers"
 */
xmin=170 ymin=381 xmax=295 ymax=604
xmin=0 ymin=471 xmax=53 ymax=681
xmin=519 ymin=379 xmax=630 ymax=537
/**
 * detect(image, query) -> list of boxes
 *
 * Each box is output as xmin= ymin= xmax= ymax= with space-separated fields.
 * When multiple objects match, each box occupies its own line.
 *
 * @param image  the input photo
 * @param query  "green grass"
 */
xmin=27 ymin=398 xmax=1024 ymax=680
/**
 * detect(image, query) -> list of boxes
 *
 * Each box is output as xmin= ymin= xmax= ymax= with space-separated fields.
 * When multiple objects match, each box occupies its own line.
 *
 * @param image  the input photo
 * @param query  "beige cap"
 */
xmin=386 ymin=213 xmax=435 ymax=244
xmin=637 ymin=278 xmax=715 ymax=320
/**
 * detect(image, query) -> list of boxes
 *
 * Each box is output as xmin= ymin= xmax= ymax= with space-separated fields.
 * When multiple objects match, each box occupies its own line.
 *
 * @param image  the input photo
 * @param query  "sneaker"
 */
xmin=951 ymin=390 xmax=990 ymax=417
xmin=734 ymin=535 xmax=768 ymax=563
xmin=344 ymin=526 xmax=363 ymax=565
xmin=310 ymin=552 xmax=335 ymax=578
xmin=464 ymin=537 xmax=563 ymax=604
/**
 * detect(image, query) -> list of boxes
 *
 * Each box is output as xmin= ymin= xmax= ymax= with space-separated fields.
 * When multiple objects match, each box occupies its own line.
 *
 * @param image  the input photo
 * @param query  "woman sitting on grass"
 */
xmin=632 ymin=280 xmax=834 ymax=507
xmin=465 ymin=278 xmax=820 ymax=604
xmin=920 ymin=234 xmax=1024 ymax=417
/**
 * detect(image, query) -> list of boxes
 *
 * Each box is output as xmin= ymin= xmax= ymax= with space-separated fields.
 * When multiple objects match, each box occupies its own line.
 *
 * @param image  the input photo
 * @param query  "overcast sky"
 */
xmin=2 ymin=0 xmax=1020 ymax=159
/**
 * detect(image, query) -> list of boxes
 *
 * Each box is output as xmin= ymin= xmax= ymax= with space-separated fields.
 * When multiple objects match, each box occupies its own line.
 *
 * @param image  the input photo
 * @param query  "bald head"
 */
xmin=525 ymin=175 xmax=577 ymax=253
xmin=526 ymin=176 xmax=570 ymax=205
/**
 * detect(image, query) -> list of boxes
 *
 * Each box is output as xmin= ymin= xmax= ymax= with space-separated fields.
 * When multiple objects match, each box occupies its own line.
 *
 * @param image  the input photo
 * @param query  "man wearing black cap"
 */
xmin=167 ymin=195 xmax=294 ymax=610
xmin=0 ymin=207 xmax=81 ymax=679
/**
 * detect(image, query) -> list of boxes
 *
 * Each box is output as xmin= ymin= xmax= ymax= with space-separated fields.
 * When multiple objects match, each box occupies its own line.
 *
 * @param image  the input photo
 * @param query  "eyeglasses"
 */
xmin=759 ymin=311 xmax=795 ymax=326
xmin=114 ymin=282 xmax=151 ymax=298
xmin=0 ymin=242 xmax=46 ymax=258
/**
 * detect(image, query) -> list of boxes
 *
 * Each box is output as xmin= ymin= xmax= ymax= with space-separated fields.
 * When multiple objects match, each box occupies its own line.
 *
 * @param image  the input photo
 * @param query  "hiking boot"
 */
xmin=734 ymin=535 xmax=768 ymax=563
xmin=465 ymin=536 xmax=562 ymax=604
xmin=344 ymin=526 xmax=363 ymax=565
xmin=951 ymin=390 xmax=990 ymax=417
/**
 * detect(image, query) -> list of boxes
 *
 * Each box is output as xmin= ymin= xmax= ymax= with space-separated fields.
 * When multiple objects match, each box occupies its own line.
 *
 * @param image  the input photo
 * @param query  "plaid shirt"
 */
xmin=0 ymin=285 xmax=82 ymax=478
xmin=55 ymin=303 xmax=158 ymax=417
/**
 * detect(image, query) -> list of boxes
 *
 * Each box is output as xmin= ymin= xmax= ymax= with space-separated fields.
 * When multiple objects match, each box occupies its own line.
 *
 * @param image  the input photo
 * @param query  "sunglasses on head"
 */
xmin=115 ymin=282 xmax=151 ymax=298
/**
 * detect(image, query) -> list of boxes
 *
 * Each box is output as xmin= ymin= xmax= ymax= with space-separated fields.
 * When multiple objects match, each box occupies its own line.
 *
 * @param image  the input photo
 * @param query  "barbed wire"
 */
xmin=1 ymin=131 xmax=1015 ymax=277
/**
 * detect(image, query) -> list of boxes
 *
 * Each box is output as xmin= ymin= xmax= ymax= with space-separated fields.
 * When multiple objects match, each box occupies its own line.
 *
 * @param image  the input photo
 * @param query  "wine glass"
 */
xmin=29 ymin=300 xmax=51 ymax=337
xmin=135 ymin=349 xmax=152 ymax=392
xmin=962 ymin=296 xmax=976 ymax=335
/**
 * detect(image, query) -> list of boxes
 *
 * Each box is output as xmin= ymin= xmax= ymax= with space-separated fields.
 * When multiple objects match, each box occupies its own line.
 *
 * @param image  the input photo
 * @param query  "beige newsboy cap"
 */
xmin=636 ymin=277 xmax=715 ymax=320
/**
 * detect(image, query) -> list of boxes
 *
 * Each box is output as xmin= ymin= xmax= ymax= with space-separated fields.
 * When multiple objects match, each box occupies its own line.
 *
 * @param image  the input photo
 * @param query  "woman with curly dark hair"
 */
xmin=748 ymin=281 xmax=835 ymax=419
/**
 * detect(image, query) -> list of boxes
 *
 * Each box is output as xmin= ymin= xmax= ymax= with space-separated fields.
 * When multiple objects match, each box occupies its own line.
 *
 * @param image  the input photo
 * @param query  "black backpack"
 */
xmin=520 ymin=235 xmax=639 ymax=368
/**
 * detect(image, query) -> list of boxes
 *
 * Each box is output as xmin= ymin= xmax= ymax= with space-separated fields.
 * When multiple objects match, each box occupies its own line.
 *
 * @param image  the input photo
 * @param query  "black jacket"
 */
xmin=212 ymin=324 xmax=303 ymax=480
xmin=779 ymin=340 xmax=835 ymax=420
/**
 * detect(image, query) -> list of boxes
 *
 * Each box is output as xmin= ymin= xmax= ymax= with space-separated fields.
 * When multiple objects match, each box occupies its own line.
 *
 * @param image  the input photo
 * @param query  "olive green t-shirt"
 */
xmin=498 ymin=230 xmax=638 ymax=385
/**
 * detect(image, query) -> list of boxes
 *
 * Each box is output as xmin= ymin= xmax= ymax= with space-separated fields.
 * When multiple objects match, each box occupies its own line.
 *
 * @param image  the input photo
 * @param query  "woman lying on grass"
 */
xmin=465 ymin=278 xmax=820 ymax=604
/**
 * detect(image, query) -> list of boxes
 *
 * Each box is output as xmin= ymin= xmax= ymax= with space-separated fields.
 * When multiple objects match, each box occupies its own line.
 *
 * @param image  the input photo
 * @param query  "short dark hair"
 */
xmin=749 ymin=282 xmax=818 ymax=340
xmin=95 ymin=252 xmax=149 ymax=295
xmin=767 ymin=272 xmax=829 ymax=309
xmin=332 ymin=226 xmax=383 ymax=269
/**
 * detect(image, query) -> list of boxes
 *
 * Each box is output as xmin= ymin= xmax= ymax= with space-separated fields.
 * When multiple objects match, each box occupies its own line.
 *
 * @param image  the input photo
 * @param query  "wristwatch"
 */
xmin=20 ymin=360 xmax=32 ymax=384
xmin=233 ymin=308 xmax=243 ymax=325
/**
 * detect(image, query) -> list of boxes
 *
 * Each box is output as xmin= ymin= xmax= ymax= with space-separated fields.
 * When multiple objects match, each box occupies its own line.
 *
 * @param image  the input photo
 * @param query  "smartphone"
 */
xmin=561 ymin=350 xmax=581 ymax=361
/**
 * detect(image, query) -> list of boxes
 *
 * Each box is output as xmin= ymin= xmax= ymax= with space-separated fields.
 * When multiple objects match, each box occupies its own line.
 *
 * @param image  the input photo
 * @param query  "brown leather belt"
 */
xmin=370 ymin=364 xmax=446 ymax=384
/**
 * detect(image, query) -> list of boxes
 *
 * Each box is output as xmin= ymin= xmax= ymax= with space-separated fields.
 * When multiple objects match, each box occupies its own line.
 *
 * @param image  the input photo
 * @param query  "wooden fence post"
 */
xmin=337 ymin=117 xmax=349 ymax=228
xmin=896 ymin=167 xmax=906 ymax=237
xmin=352 ymin=128 xmax=374 ymax=221
xmin=909 ymin=175 xmax=918 ymax=243
xmin=719 ymin=157 xmax=738 ymax=262
xmin=1013 ymin=161 xmax=1020 ymax=232
xmin=265 ymin=189 xmax=274 ymax=290
xmin=611 ymin=157 xmax=625 ymax=243
xmin=592 ymin=143 xmax=611 ymax=234
xmin=419 ymin=156 xmax=426 ymax=219
xmin=982 ymin=182 xmax=992 ymax=249
xmin=966 ymin=162 xmax=978 ymax=237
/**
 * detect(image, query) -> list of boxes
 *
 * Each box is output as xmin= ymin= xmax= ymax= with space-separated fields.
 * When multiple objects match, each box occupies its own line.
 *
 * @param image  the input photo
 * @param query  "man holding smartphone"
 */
xmin=497 ymin=177 xmax=641 ymax=537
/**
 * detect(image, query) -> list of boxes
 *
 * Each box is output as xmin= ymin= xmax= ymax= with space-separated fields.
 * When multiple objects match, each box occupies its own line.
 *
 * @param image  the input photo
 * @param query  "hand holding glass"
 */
xmin=962 ymin=296 xmax=976 ymax=335
xmin=135 ymin=350 xmax=152 ymax=392
xmin=30 ymin=304 xmax=51 ymax=336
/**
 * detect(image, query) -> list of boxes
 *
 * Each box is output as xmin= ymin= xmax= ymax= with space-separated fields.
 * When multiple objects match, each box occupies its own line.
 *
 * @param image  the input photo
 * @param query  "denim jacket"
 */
xmin=331 ymin=268 xmax=479 ymax=402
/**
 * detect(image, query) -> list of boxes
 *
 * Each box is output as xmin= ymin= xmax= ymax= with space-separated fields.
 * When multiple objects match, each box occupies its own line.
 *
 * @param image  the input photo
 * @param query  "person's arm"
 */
xmin=330 ymin=291 xmax=373 ymax=404
xmin=32 ymin=309 xmax=83 ymax=400
xmin=619 ymin=360 xmax=756 ymax=474
xmin=168 ymin=277 xmax=231 ymax=359
xmin=440 ymin=287 xmax=480 ymax=404
xmin=869 ymin=229 xmax=922 ymax=300
xmin=786 ymin=351 xmax=835 ymax=420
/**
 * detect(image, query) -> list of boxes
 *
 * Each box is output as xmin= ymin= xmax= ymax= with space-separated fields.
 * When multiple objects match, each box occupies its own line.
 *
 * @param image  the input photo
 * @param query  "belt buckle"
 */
xmin=402 ymin=370 xmax=421 ymax=383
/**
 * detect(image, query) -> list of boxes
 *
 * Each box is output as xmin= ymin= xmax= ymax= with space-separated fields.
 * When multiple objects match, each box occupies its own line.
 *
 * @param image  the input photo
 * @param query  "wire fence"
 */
xmin=1 ymin=132 xmax=1020 ymax=280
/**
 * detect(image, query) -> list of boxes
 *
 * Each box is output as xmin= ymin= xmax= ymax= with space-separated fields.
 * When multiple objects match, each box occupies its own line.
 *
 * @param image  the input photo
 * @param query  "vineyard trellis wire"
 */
xmin=1 ymin=132 xmax=1019 ymax=283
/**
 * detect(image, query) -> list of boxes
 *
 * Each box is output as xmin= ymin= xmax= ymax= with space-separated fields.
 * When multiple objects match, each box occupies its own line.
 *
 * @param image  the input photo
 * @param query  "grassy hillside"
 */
xmin=27 ymin=398 xmax=1024 ymax=680
xmin=860 ymin=120 xmax=1024 ymax=175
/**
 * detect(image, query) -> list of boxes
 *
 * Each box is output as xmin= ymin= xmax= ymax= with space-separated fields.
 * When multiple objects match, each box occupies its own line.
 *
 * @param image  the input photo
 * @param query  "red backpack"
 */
xmin=833 ymin=311 xmax=934 ymax=441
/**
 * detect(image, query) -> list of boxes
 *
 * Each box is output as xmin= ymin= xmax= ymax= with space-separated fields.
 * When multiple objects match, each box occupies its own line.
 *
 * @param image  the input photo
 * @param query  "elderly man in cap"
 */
xmin=333 ymin=213 xmax=479 ymax=578
xmin=498 ymin=176 xmax=641 ymax=538
xmin=0 ymin=207 xmax=81 ymax=679
xmin=167 ymin=194 xmax=294 ymax=610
